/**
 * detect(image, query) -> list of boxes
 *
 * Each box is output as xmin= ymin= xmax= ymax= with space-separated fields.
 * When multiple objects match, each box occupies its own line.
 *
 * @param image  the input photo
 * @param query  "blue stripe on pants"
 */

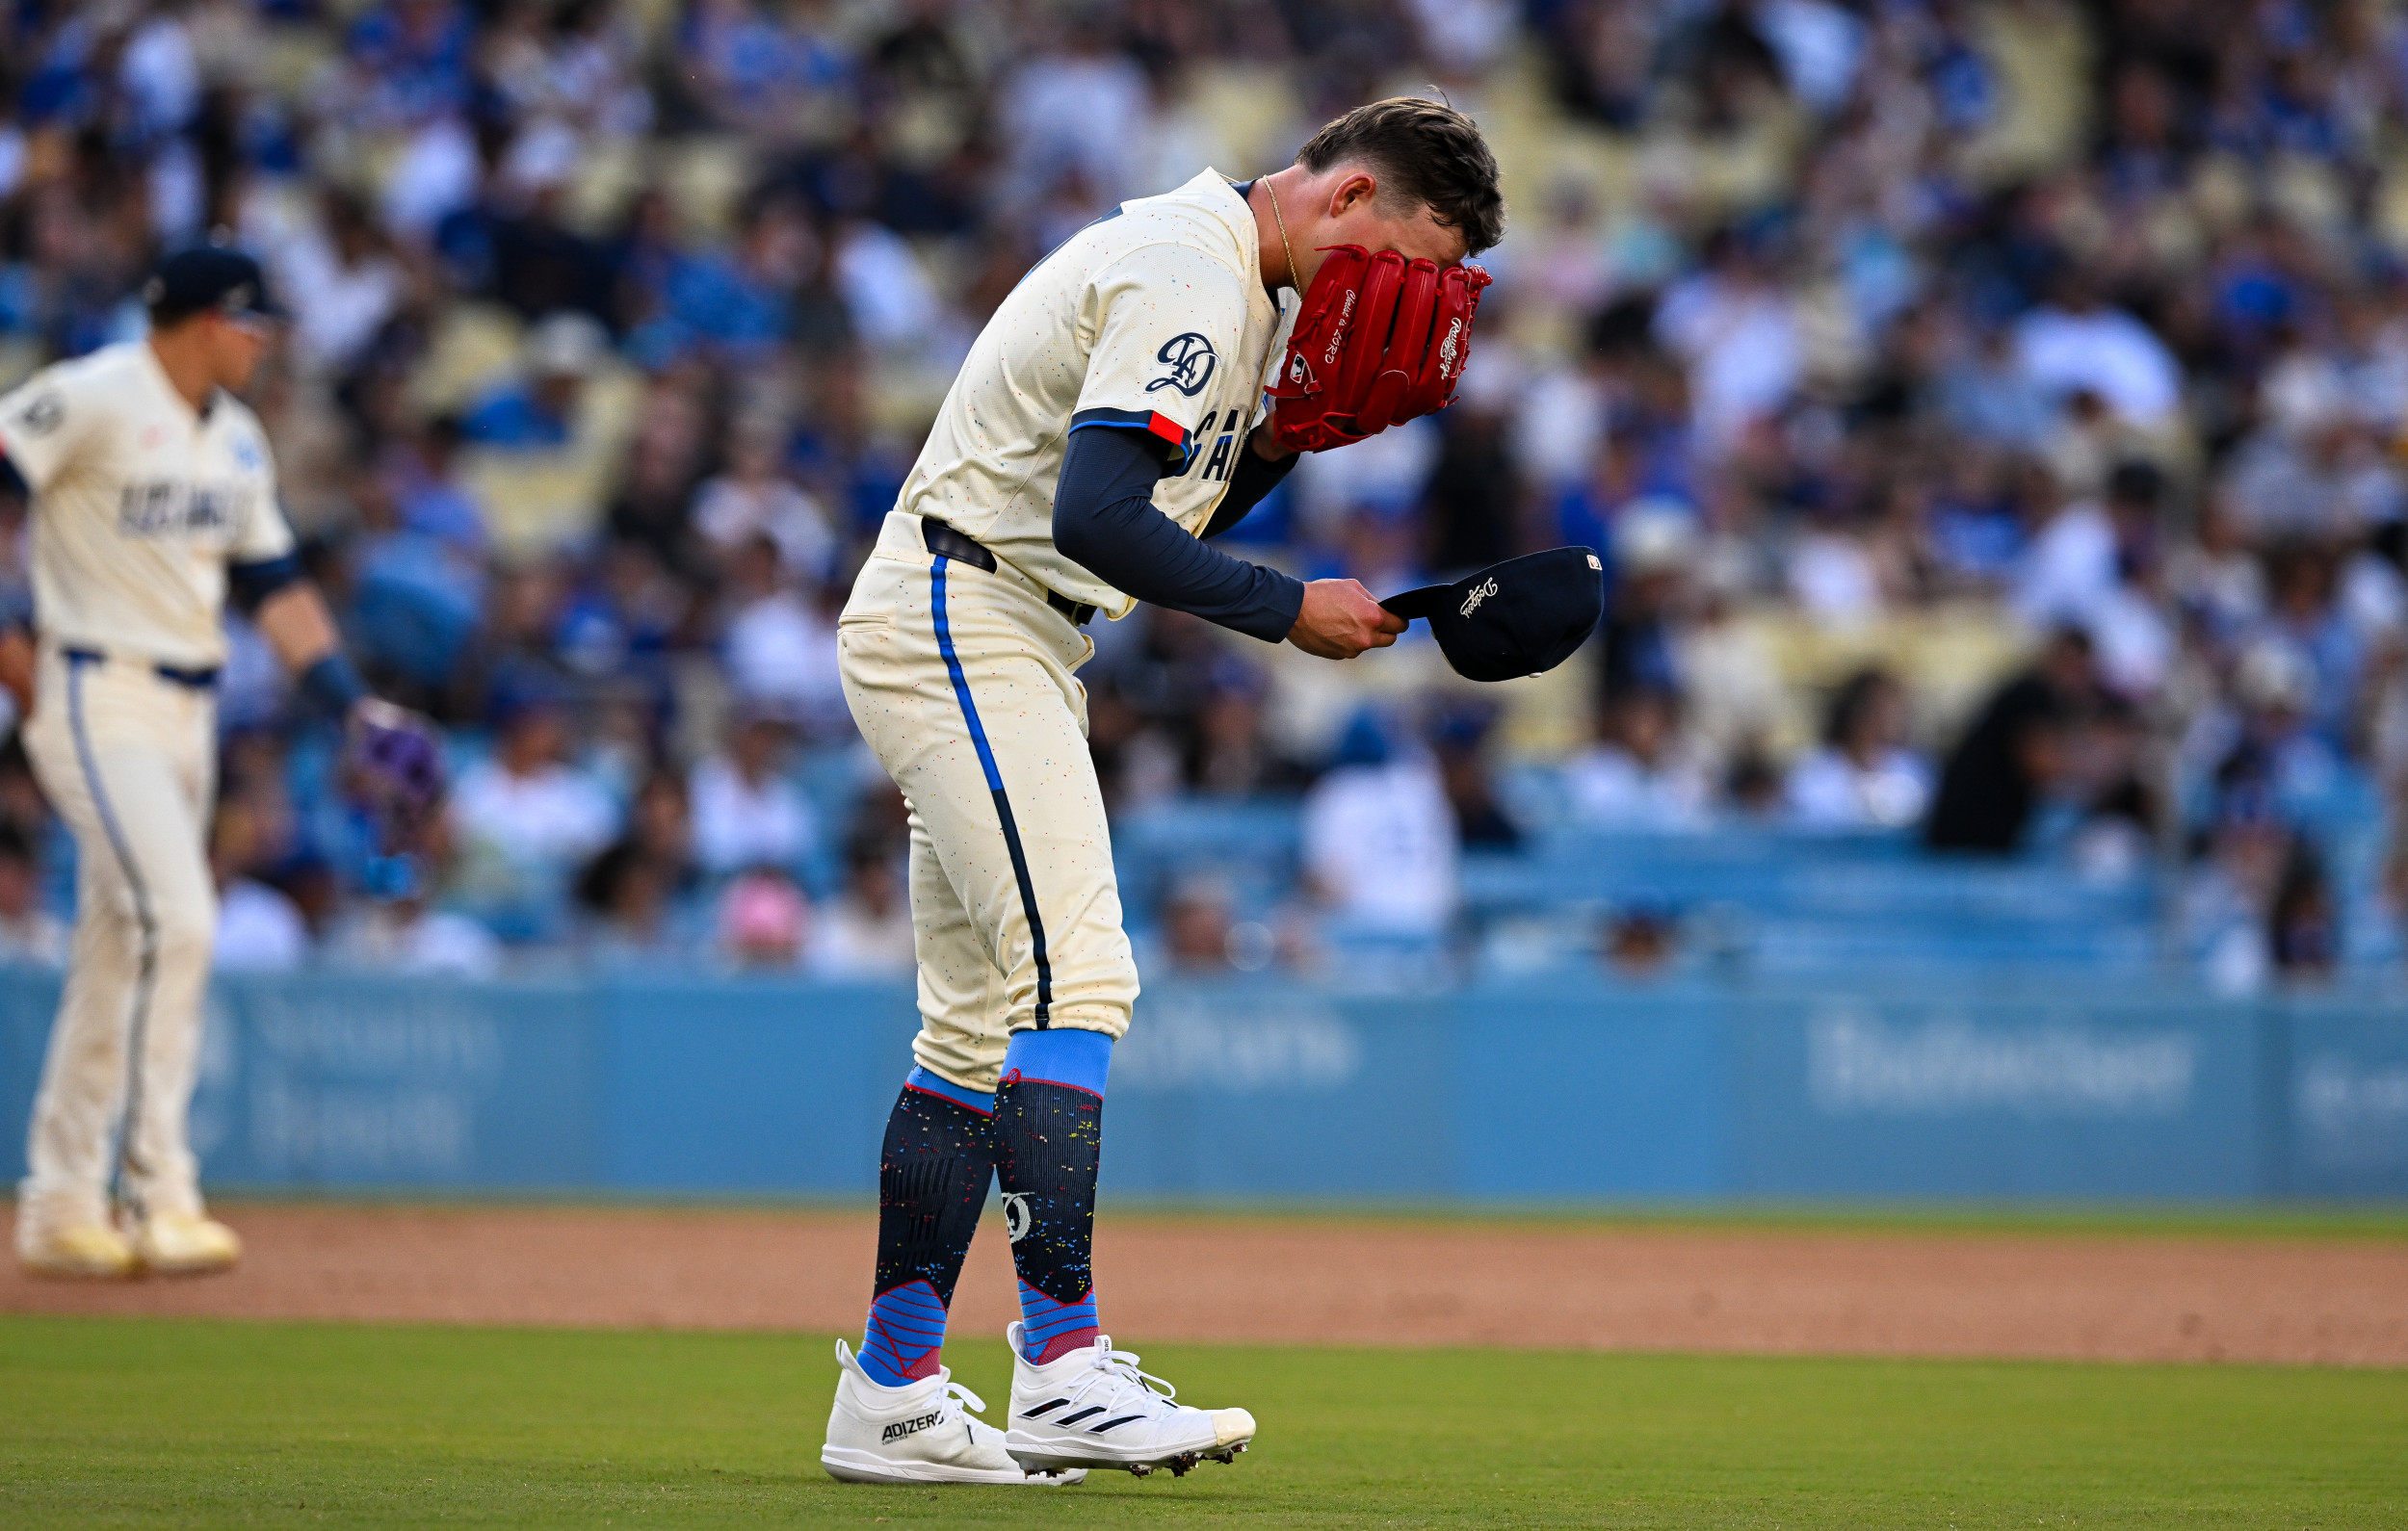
xmin=929 ymin=556 xmax=1055 ymax=1027
xmin=65 ymin=654 xmax=160 ymax=1216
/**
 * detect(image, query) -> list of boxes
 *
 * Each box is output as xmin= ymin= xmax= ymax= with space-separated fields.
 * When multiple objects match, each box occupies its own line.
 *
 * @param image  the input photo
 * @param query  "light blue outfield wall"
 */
xmin=0 ymin=970 xmax=2399 ymax=1201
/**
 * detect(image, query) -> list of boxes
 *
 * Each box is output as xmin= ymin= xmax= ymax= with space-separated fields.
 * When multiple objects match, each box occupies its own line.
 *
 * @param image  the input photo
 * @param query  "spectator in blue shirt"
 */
xmin=460 ymin=312 xmax=610 ymax=448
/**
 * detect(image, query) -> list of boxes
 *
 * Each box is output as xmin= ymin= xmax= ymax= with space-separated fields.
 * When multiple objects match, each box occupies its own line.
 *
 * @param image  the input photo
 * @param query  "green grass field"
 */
xmin=3 ymin=1315 xmax=2403 ymax=1528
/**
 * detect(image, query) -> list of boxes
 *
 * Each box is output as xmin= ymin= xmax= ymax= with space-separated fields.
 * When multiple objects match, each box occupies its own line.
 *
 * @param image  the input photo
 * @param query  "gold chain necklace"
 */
xmin=1264 ymin=175 xmax=1300 ymax=292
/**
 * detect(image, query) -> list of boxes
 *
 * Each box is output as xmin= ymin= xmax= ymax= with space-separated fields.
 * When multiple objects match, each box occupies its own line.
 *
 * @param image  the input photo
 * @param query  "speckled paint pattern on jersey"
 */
xmin=893 ymin=169 xmax=1294 ymax=620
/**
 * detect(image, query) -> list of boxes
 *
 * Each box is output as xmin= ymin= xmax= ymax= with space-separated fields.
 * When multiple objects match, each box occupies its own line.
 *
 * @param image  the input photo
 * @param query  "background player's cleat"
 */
xmin=1004 ymin=1322 xmax=1256 ymax=1476
xmin=15 ymin=1219 xmax=137 ymax=1279
xmin=822 ymin=1338 xmax=1086 ymax=1486
xmin=129 ymin=1213 xmax=242 ymax=1275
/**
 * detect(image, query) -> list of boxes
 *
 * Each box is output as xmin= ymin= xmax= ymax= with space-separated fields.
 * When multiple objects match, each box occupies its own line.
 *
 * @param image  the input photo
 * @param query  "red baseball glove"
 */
xmin=1268 ymin=247 xmax=1493 ymax=454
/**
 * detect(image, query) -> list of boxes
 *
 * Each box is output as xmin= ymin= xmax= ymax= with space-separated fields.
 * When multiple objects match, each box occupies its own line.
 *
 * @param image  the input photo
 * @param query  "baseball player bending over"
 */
xmin=819 ymin=98 xmax=1504 ymax=1485
xmin=1 ymin=248 xmax=440 ymax=1279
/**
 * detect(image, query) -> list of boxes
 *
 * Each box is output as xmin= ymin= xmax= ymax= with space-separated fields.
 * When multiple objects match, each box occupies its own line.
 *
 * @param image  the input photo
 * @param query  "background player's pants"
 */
xmin=17 ymin=647 xmax=218 ymax=1229
xmin=840 ymin=511 xmax=1139 ymax=1090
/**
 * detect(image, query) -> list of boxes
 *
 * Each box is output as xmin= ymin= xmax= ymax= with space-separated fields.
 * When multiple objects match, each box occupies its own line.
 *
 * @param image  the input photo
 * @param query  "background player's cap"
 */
xmin=144 ymin=246 xmax=284 ymax=326
xmin=1381 ymin=546 xmax=1605 ymax=683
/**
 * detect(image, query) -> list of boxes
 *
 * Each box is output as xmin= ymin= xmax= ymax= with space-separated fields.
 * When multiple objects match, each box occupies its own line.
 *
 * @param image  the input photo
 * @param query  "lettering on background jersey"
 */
xmin=118 ymin=482 xmax=243 ymax=537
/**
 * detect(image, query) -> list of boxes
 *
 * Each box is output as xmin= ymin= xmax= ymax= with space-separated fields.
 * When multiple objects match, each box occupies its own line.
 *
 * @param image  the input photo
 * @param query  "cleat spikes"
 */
xmin=1007 ymin=1329 xmax=1255 ymax=1478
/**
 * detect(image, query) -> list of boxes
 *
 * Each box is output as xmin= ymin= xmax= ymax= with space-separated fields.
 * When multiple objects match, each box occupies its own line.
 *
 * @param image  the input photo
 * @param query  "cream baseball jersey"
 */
xmin=897 ymin=169 xmax=1295 ymax=619
xmin=0 ymin=341 xmax=294 ymax=668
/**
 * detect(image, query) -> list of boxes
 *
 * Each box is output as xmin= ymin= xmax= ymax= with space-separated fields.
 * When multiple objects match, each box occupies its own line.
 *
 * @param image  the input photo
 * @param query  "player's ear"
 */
xmin=1326 ymin=170 xmax=1378 ymax=221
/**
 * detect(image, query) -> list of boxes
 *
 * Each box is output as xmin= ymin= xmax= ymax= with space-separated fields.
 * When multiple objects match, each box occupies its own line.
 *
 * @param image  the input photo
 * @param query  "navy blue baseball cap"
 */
xmin=143 ymin=246 xmax=283 ymax=325
xmin=1382 ymin=546 xmax=1606 ymax=683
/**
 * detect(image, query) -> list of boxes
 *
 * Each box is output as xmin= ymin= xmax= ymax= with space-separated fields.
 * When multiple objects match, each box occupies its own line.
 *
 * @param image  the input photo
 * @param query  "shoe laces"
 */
xmin=845 ymin=1342 xmax=986 ymax=1428
xmin=1061 ymin=1336 xmax=1179 ymax=1416
xmin=939 ymin=1373 xmax=987 ymax=1421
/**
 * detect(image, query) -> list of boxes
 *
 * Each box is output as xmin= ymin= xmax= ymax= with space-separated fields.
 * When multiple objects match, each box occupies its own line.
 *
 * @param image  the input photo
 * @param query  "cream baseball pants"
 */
xmin=18 ymin=645 xmax=219 ymax=1229
xmin=839 ymin=512 xmax=1138 ymax=1092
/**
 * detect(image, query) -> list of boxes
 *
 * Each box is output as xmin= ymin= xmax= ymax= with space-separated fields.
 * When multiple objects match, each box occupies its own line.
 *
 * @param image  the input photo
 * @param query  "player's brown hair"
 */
xmin=1296 ymin=97 xmax=1505 ymax=256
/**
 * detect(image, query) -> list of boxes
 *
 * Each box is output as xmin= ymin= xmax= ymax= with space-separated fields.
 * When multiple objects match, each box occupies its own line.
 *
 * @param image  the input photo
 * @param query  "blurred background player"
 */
xmin=819 ymin=98 xmax=1503 ymax=1485
xmin=0 ymin=247 xmax=438 ymax=1279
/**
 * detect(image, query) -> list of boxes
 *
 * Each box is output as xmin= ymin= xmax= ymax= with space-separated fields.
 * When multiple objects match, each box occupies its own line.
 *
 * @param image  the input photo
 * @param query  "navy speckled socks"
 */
xmin=858 ymin=1068 xmax=995 ymax=1387
xmin=994 ymin=1028 xmax=1112 ymax=1363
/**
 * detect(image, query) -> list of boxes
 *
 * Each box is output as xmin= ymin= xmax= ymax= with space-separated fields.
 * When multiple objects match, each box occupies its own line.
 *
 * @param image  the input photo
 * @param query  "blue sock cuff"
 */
xmin=904 ymin=1065 xmax=996 ymax=1115
xmin=860 ymin=1279 xmax=949 ymax=1387
xmin=1017 ymin=1282 xmax=1100 ymax=1360
xmin=1002 ymin=1028 xmax=1112 ymax=1098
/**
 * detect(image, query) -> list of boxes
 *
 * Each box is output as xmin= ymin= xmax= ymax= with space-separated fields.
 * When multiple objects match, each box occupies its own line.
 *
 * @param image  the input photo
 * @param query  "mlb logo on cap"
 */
xmin=1381 ymin=547 xmax=1606 ymax=683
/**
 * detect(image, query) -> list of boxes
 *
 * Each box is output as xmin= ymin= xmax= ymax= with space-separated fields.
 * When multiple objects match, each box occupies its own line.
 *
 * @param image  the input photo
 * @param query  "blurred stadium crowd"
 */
xmin=1 ymin=0 xmax=2406 ymax=991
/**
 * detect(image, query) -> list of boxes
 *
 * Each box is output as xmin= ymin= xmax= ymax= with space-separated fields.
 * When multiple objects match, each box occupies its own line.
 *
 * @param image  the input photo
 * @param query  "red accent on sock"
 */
xmin=866 ymin=1318 xmax=943 ymax=1380
xmin=1029 ymin=1325 xmax=1100 ymax=1364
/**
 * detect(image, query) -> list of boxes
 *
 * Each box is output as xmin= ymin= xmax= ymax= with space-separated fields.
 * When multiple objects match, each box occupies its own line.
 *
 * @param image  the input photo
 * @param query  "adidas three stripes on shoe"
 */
xmin=1003 ymin=1321 xmax=1255 ymax=1477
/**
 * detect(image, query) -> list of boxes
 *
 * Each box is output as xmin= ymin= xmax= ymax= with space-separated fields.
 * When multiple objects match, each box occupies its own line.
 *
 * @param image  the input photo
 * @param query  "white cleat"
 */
xmin=15 ymin=1219 xmax=138 ymax=1279
xmin=129 ymin=1213 xmax=242 ymax=1275
xmin=822 ymin=1338 xmax=1086 ymax=1486
xmin=1004 ymin=1322 xmax=1256 ymax=1478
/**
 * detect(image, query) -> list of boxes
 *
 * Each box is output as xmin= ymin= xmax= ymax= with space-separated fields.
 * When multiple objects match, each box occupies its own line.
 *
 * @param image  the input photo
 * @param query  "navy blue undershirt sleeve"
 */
xmin=226 ymin=552 xmax=303 ymax=614
xmin=1201 ymin=438 xmax=1296 ymax=540
xmin=1053 ymin=424 xmax=1305 ymax=643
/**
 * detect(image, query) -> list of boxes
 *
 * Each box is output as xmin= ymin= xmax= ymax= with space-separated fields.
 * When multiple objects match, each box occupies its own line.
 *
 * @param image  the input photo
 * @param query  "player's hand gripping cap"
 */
xmin=343 ymin=699 xmax=446 ymax=838
xmin=1267 ymin=247 xmax=1492 ymax=454
xmin=1381 ymin=548 xmax=1605 ymax=683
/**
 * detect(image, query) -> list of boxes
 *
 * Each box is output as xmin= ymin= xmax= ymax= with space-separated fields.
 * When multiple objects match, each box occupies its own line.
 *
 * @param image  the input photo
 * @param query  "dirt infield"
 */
xmin=6 ymin=1204 xmax=2404 ymax=1365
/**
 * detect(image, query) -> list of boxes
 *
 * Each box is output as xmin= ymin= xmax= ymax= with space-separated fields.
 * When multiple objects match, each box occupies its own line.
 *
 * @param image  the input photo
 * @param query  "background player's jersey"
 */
xmin=0 ymin=341 xmax=294 ymax=669
xmin=897 ymin=169 xmax=1294 ymax=619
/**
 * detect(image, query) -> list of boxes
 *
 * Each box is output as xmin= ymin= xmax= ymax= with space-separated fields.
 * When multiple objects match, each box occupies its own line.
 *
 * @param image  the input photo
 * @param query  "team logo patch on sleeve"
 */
xmin=1147 ymin=333 xmax=1217 ymax=397
xmin=14 ymin=392 xmax=63 ymax=436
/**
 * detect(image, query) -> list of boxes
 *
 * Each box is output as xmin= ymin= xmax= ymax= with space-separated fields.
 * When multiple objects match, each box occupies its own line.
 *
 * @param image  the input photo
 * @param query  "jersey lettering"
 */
xmin=1180 ymin=410 xmax=1220 ymax=476
xmin=1202 ymin=430 xmax=1237 ymax=482
xmin=118 ymin=481 xmax=245 ymax=537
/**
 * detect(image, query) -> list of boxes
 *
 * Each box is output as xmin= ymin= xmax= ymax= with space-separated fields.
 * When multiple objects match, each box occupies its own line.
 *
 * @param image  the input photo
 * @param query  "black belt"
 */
xmin=920 ymin=520 xmax=1096 ymax=627
xmin=63 ymin=647 xmax=221 ymax=689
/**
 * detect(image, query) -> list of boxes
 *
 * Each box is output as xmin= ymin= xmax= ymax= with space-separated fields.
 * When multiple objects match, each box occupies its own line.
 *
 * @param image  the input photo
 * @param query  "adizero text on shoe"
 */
xmin=1004 ymin=1322 xmax=1257 ymax=1476
xmin=821 ymin=1338 xmax=1085 ymax=1486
